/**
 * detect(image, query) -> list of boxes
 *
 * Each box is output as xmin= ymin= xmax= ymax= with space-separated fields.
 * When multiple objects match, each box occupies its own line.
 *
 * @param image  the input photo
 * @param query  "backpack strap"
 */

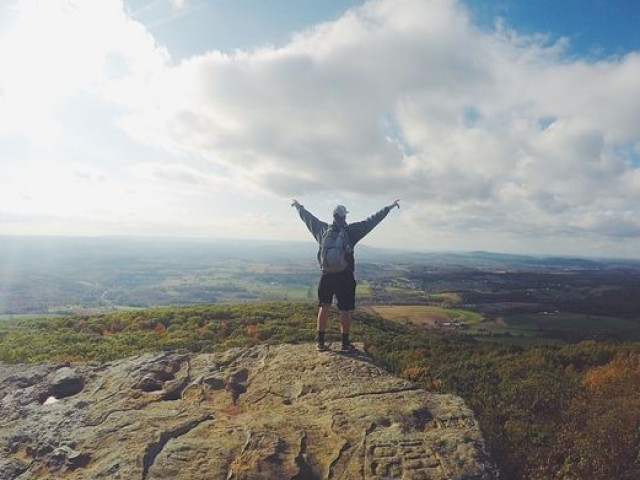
xmin=340 ymin=227 xmax=352 ymax=254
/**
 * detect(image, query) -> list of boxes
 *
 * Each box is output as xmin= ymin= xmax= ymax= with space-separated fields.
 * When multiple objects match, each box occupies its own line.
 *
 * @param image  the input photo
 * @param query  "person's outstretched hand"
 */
xmin=291 ymin=199 xmax=301 ymax=209
xmin=390 ymin=199 xmax=401 ymax=209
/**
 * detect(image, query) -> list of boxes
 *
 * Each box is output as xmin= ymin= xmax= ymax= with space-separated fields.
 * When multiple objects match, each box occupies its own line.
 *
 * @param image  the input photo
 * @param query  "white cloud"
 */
xmin=169 ymin=0 xmax=188 ymax=10
xmin=0 ymin=0 xmax=169 ymax=141
xmin=1 ymin=0 xmax=640 ymax=256
xmin=108 ymin=0 xmax=640 ymax=248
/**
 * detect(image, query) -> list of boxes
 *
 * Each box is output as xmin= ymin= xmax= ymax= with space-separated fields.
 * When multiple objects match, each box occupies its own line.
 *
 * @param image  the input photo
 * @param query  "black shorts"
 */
xmin=317 ymin=270 xmax=356 ymax=311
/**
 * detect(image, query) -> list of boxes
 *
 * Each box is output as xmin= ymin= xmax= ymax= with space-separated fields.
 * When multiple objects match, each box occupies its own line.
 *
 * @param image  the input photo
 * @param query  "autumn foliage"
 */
xmin=1 ymin=302 xmax=639 ymax=479
xmin=556 ymin=352 xmax=640 ymax=480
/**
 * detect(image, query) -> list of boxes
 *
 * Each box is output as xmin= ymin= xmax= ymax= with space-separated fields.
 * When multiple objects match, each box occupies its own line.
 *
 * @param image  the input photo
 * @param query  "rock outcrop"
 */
xmin=0 ymin=344 xmax=497 ymax=479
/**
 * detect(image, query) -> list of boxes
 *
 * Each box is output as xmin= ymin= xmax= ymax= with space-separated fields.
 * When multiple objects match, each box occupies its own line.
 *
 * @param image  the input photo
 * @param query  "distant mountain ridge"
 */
xmin=2 ymin=234 xmax=637 ymax=266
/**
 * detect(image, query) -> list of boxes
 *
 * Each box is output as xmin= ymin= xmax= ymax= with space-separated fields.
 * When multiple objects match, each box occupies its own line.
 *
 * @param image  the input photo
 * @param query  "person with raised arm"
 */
xmin=291 ymin=199 xmax=400 ymax=352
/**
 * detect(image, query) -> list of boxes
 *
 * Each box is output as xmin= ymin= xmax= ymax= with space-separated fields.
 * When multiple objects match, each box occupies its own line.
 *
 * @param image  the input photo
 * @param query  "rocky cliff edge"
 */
xmin=0 ymin=344 xmax=498 ymax=479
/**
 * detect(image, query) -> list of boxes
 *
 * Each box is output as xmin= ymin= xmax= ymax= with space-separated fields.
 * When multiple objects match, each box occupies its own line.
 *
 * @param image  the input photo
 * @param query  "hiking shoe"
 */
xmin=316 ymin=343 xmax=329 ymax=352
xmin=341 ymin=343 xmax=357 ymax=354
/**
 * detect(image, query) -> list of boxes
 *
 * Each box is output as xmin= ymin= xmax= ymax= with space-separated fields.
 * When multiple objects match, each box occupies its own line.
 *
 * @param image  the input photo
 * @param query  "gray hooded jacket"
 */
xmin=294 ymin=204 xmax=393 ymax=273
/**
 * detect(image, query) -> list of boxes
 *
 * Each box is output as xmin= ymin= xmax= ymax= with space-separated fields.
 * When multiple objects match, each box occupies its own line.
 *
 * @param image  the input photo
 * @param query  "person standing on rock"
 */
xmin=291 ymin=199 xmax=400 ymax=352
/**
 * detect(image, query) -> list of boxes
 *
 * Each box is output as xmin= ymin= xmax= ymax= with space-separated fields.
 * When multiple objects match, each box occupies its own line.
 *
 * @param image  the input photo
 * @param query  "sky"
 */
xmin=1 ymin=0 xmax=639 ymax=258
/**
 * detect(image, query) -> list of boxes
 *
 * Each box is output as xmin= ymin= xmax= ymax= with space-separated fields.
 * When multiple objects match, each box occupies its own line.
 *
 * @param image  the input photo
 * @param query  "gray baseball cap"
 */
xmin=333 ymin=205 xmax=348 ymax=217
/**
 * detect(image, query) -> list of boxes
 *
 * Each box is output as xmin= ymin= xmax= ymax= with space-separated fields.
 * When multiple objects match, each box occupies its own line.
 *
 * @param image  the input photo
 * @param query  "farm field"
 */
xmin=370 ymin=304 xmax=482 ymax=329
xmin=369 ymin=304 xmax=640 ymax=343
xmin=498 ymin=311 xmax=640 ymax=342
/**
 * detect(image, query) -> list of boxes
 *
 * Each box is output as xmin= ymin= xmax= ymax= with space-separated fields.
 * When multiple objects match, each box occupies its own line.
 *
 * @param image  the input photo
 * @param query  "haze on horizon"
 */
xmin=1 ymin=0 xmax=639 ymax=259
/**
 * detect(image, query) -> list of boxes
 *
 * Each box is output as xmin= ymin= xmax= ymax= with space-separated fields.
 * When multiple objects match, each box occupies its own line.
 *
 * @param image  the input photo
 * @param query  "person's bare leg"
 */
xmin=316 ymin=304 xmax=331 ymax=349
xmin=339 ymin=310 xmax=351 ymax=335
xmin=339 ymin=310 xmax=356 ymax=351
xmin=317 ymin=304 xmax=331 ymax=332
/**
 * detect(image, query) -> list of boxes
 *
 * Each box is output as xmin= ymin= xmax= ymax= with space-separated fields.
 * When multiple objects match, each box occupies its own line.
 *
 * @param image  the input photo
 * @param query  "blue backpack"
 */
xmin=319 ymin=227 xmax=351 ymax=273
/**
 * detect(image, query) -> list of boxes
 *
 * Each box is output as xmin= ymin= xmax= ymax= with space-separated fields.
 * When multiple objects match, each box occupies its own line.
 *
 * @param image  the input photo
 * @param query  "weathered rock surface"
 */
xmin=0 ymin=344 xmax=498 ymax=479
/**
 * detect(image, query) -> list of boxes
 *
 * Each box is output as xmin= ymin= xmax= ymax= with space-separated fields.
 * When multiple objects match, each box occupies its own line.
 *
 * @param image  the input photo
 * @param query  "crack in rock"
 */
xmin=141 ymin=414 xmax=213 ymax=480
xmin=225 ymin=368 xmax=249 ymax=405
xmin=292 ymin=432 xmax=318 ymax=480
xmin=327 ymin=439 xmax=351 ymax=480
xmin=160 ymin=359 xmax=191 ymax=401
xmin=340 ymin=385 xmax=419 ymax=400
xmin=87 ymin=404 xmax=150 ymax=427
